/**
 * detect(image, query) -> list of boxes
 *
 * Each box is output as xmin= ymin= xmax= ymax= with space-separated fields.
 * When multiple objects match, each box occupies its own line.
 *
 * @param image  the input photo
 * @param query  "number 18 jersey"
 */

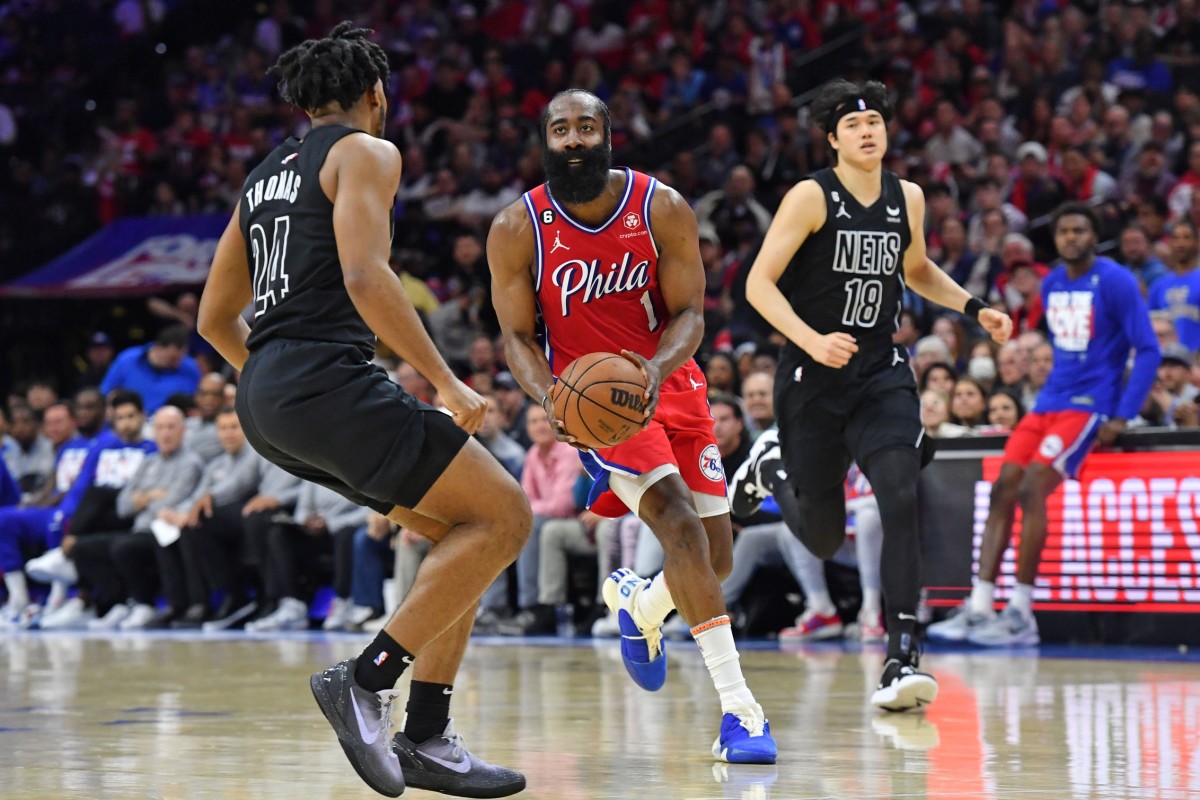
xmin=524 ymin=168 xmax=670 ymax=377
xmin=777 ymin=168 xmax=912 ymax=360
xmin=241 ymin=124 xmax=376 ymax=358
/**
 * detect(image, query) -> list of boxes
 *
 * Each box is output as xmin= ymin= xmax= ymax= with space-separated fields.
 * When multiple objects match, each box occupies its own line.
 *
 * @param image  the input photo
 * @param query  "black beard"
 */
xmin=542 ymin=143 xmax=612 ymax=205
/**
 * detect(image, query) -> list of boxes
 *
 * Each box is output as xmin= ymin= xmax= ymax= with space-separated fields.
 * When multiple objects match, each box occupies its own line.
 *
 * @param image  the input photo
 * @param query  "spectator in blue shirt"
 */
xmin=100 ymin=325 xmax=201 ymax=414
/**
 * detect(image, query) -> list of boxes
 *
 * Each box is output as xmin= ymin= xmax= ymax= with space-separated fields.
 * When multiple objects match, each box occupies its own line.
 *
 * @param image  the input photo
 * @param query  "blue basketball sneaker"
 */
xmin=602 ymin=568 xmax=667 ymax=691
xmin=712 ymin=704 xmax=777 ymax=764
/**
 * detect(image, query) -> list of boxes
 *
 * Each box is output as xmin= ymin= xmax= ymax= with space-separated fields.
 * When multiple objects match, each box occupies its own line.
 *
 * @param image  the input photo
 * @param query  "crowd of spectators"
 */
xmin=4 ymin=0 xmax=1200 ymax=635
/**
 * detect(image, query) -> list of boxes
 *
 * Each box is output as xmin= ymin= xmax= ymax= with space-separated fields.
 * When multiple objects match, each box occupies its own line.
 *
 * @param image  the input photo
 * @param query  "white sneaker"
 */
xmin=119 ymin=603 xmax=158 ymax=630
xmin=345 ymin=603 xmax=375 ymax=630
xmin=88 ymin=602 xmax=133 ymax=630
xmin=0 ymin=603 xmax=30 ymax=631
xmin=40 ymin=597 xmax=95 ymax=630
xmin=360 ymin=613 xmax=388 ymax=633
xmin=926 ymin=603 xmax=996 ymax=642
xmin=322 ymin=597 xmax=373 ymax=631
xmin=245 ymin=597 xmax=308 ymax=632
xmin=967 ymin=605 xmax=1040 ymax=647
xmin=857 ymin=607 xmax=886 ymax=644
xmin=590 ymin=611 xmax=621 ymax=638
xmin=25 ymin=547 xmax=78 ymax=584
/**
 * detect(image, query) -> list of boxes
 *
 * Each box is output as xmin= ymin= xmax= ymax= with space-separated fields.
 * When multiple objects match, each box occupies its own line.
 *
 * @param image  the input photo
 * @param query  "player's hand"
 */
xmin=543 ymin=386 xmax=587 ymax=450
xmin=439 ymin=377 xmax=488 ymax=435
xmin=806 ymin=332 xmax=858 ymax=368
xmin=1174 ymin=401 xmax=1198 ymax=428
xmin=1096 ymin=418 xmax=1127 ymax=446
xmin=979 ymin=308 xmax=1013 ymax=345
xmin=242 ymin=494 xmax=279 ymax=516
xmin=620 ymin=349 xmax=662 ymax=424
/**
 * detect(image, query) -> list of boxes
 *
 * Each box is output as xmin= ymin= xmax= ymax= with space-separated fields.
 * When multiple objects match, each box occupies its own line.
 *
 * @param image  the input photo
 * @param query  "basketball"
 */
xmin=551 ymin=352 xmax=649 ymax=449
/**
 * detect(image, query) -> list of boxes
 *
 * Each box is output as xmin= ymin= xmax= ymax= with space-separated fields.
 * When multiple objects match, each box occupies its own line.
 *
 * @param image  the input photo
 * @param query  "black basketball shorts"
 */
xmin=775 ymin=347 xmax=925 ymax=495
xmin=236 ymin=339 xmax=469 ymax=515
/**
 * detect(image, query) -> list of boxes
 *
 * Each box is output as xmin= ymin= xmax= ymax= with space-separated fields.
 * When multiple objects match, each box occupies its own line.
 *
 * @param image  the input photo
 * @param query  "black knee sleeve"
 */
xmin=792 ymin=485 xmax=847 ymax=560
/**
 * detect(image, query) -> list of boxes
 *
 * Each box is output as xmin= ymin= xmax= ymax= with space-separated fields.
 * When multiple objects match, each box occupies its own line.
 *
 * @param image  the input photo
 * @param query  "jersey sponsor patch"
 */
xmin=1046 ymin=290 xmax=1095 ymax=352
xmin=699 ymin=444 xmax=724 ymax=482
xmin=622 ymin=211 xmax=641 ymax=230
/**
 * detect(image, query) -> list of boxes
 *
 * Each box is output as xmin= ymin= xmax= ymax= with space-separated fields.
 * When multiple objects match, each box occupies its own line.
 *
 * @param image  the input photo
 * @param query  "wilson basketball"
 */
xmin=551 ymin=352 xmax=648 ymax=449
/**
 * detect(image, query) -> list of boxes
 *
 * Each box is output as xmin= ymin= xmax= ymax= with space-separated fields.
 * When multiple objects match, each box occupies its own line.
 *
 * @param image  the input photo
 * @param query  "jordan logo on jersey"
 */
xmin=551 ymin=252 xmax=651 ymax=318
xmin=1046 ymin=290 xmax=1094 ymax=352
xmin=836 ymin=202 xmax=852 ymax=220
xmin=833 ymin=230 xmax=902 ymax=275
xmin=550 ymin=231 xmax=570 ymax=253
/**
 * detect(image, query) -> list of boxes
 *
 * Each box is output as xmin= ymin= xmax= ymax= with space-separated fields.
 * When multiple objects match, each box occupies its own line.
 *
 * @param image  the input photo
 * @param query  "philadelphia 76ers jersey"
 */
xmin=524 ymin=168 xmax=667 ymax=376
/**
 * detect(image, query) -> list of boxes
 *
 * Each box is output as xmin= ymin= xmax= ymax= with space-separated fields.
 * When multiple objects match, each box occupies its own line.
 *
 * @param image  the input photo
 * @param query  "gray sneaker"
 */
xmin=926 ymin=603 xmax=996 ymax=642
xmin=967 ymin=605 xmax=1040 ymax=647
xmin=310 ymin=659 xmax=406 ymax=797
xmin=393 ymin=718 xmax=526 ymax=798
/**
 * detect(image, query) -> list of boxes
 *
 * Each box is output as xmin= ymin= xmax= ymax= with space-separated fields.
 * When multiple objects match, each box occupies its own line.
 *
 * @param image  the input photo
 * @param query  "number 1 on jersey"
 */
xmin=250 ymin=215 xmax=291 ymax=318
xmin=640 ymin=290 xmax=660 ymax=332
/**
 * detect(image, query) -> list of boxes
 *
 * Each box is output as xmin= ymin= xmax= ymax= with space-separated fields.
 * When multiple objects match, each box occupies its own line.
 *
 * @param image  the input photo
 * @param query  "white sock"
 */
xmin=861 ymin=588 xmax=882 ymax=614
xmin=1010 ymin=583 xmax=1034 ymax=614
xmin=969 ymin=579 xmax=995 ymax=615
xmin=692 ymin=616 xmax=757 ymax=714
xmin=4 ymin=571 xmax=29 ymax=609
xmin=635 ymin=573 xmax=676 ymax=627
xmin=47 ymin=581 xmax=68 ymax=608
xmin=805 ymin=589 xmax=836 ymax=618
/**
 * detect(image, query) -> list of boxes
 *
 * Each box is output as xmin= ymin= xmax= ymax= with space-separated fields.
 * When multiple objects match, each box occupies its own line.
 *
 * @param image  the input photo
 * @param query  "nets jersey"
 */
xmin=241 ymin=124 xmax=378 ymax=358
xmin=777 ymin=169 xmax=913 ymax=364
xmin=524 ymin=168 xmax=679 ymax=378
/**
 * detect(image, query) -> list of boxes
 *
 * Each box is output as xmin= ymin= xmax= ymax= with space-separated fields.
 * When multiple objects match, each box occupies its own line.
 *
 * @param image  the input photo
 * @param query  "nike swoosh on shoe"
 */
xmin=419 ymin=751 xmax=472 ymax=774
xmin=351 ymin=695 xmax=382 ymax=745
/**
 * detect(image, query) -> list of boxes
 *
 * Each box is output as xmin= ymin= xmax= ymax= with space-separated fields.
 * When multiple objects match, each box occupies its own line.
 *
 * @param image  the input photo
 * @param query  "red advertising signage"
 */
xmin=976 ymin=452 xmax=1200 ymax=612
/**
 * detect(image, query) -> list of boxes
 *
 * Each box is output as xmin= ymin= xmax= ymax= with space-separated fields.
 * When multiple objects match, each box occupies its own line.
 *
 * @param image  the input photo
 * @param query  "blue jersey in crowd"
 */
xmin=56 ymin=432 xmax=158 ymax=523
xmin=1037 ymin=256 xmax=1160 ymax=420
xmin=100 ymin=343 xmax=201 ymax=413
xmin=1147 ymin=267 xmax=1200 ymax=351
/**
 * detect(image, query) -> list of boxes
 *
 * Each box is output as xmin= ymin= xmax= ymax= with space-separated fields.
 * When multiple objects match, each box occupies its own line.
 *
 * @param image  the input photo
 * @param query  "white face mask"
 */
xmin=968 ymin=356 xmax=997 ymax=382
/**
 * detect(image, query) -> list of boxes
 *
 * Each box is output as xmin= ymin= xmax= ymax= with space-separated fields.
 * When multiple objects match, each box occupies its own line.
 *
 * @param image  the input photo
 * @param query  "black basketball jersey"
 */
xmin=241 ymin=124 xmax=378 ymax=357
xmin=777 ymin=168 xmax=912 ymax=361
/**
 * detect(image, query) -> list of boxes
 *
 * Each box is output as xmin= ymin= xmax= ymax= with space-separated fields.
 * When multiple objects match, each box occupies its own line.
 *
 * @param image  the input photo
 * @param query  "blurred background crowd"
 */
xmin=2 ymin=0 xmax=1200 ymax=637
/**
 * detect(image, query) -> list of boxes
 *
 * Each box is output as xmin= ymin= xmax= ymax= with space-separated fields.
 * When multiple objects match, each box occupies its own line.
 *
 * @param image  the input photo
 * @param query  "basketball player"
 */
xmin=741 ymin=79 xmax=1012 ymax=711
xmin=928 ymin=203 xmax=1158 ymax=647
xmin=198 ymin=23 xmax=528 ymax=798
xmin=487 ymin=89 xmax=777 ymax=764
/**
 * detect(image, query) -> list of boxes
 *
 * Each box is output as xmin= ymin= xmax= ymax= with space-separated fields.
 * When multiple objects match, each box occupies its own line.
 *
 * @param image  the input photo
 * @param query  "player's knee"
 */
xmin=1016 ymin=472 xmax=1053 ymax=510
xmin=496 ymin=486 xmax=533 ymax=556
xmin=989 ymin=477 xmax=1019 ymax=507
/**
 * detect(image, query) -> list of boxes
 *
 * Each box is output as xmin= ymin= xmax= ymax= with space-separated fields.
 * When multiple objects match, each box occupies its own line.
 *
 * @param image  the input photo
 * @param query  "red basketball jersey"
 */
xmin=523 ymin=168 xmax=669 ymax=377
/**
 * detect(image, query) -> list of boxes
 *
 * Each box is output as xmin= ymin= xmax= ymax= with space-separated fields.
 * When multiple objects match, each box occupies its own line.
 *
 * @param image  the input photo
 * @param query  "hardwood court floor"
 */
xmin=2 ymin=631 xmax=1198 ymax=800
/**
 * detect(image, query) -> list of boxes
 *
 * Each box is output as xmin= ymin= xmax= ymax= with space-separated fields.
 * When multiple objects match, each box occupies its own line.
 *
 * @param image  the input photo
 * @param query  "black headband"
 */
xmin=827 ymin=96 xmax=888 ymax=133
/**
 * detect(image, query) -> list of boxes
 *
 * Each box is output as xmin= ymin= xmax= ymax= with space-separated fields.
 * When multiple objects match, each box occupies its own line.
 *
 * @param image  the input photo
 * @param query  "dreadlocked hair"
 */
xmin=273 ymin=21 xmax=389 ymax=113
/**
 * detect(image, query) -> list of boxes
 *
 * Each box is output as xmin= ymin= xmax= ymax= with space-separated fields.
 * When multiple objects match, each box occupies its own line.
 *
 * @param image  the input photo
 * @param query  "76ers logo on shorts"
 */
xmin=699 ymin=444 xmax=724 ymax=482
xmin=1038 ymin=435 xmax=1064 ymax=459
